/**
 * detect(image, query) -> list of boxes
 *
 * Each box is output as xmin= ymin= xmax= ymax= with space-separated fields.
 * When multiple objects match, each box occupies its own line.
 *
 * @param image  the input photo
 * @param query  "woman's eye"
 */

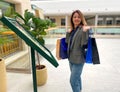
xmin=73 ymin=16 xmax=80 ymax=19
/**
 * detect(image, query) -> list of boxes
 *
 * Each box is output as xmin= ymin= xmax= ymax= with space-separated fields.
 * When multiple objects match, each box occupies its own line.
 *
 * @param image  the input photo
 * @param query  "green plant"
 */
xmin=14 ymin=9 xmax=53 ymax=69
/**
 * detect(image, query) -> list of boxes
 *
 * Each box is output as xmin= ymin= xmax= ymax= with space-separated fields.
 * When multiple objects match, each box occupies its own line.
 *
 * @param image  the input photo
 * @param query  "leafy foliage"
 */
xmin=15 ymin=9 xmax=52 ymax=45
xmin=14 ymin=9 xmax=54 ymax=68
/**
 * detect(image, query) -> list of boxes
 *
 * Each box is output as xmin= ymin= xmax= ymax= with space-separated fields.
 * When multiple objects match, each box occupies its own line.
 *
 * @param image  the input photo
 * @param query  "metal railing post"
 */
xmin=31 ymin=47 xmax=37 ymax=92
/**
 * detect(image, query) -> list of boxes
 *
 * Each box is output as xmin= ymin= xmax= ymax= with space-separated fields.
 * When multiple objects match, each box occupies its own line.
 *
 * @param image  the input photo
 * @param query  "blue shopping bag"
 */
xmin=85 ymin=28 xmax=100 ymax=64
xmin=85 ymin=36 xmax=92 ymax=64
xmin=60 ymin=38 xmax=68 ymax=59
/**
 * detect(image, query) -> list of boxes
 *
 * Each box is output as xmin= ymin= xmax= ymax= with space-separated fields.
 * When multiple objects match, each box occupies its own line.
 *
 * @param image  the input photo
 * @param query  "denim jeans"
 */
xmin=69 ymin=62 xmax=84 ymax=92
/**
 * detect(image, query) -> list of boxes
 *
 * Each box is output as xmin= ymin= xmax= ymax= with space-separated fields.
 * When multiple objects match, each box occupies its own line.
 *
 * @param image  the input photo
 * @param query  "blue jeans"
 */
xmin=69 ymin=62 xmax=84 ymax=92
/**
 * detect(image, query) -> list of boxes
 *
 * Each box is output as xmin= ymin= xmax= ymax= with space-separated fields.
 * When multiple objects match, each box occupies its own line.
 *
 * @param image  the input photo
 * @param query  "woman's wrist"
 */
xmin=83 ymin=26 xmax=91 ymax=32
xmin=67 ymin=29 xmax=72 ymax=33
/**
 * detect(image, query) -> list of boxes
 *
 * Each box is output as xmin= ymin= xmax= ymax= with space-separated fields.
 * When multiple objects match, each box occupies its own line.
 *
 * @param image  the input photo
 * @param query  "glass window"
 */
xmin=115 ymin=18 xmax=120 ymax=25
xmin=50 ymin=18 xmax=56 ymax=23
xmin=98 ymin=20 xmax=104 ymax=25
xmin=106 ymin=20 xmax=112 ymax=25
xmin=0 ymin=1 xmax=15 ymax=17
xmin=61 ymin=18 xmax=65 ymax=26
xmin=97 ymin=18 xmax=104 ymax=25
xmin=0 ymin=1 xmax=15 ymax=26
xmin=98 ymin=20 xmax=103 ymax=25
xmin=116 ymin=20 xmax=120 ymax=25
xmin=106 ymin=18 xmax=113 ymax=25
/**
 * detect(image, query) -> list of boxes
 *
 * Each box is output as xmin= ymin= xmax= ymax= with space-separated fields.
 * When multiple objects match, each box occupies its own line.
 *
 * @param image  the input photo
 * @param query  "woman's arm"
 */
xmin=81 ymin=26 xmax=90 ymax=47
xmin=65 ymin=32 xmax=70 ymax=44
xmin=65 ymin=29 xmax=72 ymax=43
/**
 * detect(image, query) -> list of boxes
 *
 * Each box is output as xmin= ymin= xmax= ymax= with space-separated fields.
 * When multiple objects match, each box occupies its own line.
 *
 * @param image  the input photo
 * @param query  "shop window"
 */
xmin=0 ymin=1 xmax=15 ymax=27
xmin=61 ymin=18 xmax=65 ymax=26
xmin=116 ymin=20 xmax=120 ymax=25
xmin=106 ymin=18 xmax=113 ymax=25
xmin=106 ymin=20 xmax=113 ymax=25
xmin=0 ymin=1 xmax=15 ymax=17
xmin=50 ymin=18 xmax=56 ymax=23
xmin=115 ymin=18 xmax=120 ymax=25
xmin=98 ymin=20 xmax=104 ymax=25
xmin=97 ymin=18 xmax=104 ymax=25
xmin=98 ymin=20 xmax=103 ymax=25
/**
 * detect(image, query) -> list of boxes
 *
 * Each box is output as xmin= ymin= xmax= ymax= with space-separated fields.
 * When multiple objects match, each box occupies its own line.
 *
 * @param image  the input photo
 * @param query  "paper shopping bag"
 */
xmin=56 ymin=39 xmax=61 ymax=60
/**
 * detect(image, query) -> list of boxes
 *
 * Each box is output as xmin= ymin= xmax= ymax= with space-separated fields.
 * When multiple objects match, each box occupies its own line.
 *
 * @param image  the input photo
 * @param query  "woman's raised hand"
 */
xmin=67 ymin=29 xmax=72 ymax=33
xmin=83 ymin=26 xmax=91 ymax=32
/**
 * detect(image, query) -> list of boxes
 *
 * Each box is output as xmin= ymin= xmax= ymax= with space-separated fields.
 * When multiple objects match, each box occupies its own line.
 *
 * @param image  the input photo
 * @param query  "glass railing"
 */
xmin=93 ymin=26 xmax=120 ymax=35
xmin=46 ymin=26 xmax=120 ymax=38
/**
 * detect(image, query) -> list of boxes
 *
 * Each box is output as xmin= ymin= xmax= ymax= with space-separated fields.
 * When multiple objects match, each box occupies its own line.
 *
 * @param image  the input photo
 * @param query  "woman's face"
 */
xmin=72 ymin=12 xmax=81 ymax=27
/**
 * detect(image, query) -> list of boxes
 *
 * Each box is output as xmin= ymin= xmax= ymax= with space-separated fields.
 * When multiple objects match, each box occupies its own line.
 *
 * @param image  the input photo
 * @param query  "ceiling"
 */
xmin=31 ymin=0 xmax=120 ymax=16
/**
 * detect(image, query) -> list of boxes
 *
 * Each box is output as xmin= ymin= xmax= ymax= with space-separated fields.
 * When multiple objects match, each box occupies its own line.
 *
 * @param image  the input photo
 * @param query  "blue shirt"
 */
xmin=69 ymin=26 xmax=79 ymax=48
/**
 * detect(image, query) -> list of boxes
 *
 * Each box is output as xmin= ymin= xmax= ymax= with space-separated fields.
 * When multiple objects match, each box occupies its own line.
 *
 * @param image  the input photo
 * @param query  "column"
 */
xmin=65 ymin=15 xmax=68 ymax=32
xmin=95 ymin=14 xmax=98 ymax=34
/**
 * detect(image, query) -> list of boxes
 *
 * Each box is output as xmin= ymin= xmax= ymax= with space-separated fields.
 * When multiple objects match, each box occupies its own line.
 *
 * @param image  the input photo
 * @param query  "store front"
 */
xmin=0 ymin=0 xmax=32 ymax=73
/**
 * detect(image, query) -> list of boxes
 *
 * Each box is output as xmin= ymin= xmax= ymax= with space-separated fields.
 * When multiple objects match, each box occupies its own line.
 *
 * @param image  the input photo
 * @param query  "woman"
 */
xmin=65 ymin=10 xmax=90 ymax=92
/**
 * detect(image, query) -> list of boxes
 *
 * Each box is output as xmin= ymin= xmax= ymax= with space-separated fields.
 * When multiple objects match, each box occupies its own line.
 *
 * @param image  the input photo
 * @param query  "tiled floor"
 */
xmin=7 ymin=38 xmax=120 ymax=92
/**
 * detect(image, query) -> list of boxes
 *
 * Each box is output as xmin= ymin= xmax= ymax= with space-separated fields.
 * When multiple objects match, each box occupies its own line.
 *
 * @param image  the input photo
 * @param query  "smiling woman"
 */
xmin=65 ymin=10 xmax=90 ymax=92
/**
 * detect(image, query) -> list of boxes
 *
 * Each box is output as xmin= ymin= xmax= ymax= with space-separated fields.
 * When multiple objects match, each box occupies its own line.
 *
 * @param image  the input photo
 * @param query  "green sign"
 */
xmin=0 ymin=16 xmax=59 ymax=67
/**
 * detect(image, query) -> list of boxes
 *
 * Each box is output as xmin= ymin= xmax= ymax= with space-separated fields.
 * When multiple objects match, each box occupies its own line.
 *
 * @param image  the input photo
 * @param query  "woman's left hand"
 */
xmin=83 ymin=26 xmax=91 ymax=32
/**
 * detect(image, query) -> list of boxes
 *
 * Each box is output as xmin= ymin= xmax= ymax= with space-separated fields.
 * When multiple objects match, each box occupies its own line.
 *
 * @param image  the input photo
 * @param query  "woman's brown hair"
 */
xmin=70 ymin=10 xmax=87 ymax=30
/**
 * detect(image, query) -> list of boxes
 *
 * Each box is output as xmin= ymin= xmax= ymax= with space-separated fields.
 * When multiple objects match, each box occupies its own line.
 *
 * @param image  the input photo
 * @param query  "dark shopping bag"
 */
xmin=92 ymin=38 xmax=100 ymax=64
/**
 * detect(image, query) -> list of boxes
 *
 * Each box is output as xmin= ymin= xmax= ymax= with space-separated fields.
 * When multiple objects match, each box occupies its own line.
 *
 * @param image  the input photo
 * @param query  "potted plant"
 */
xmin=14 ymin=9 xmax=53 ymax=86
xmin=0 ymin=58 xmax=7 ymax=92
xmin=0 ymin=28 xmax=17 ymax=92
